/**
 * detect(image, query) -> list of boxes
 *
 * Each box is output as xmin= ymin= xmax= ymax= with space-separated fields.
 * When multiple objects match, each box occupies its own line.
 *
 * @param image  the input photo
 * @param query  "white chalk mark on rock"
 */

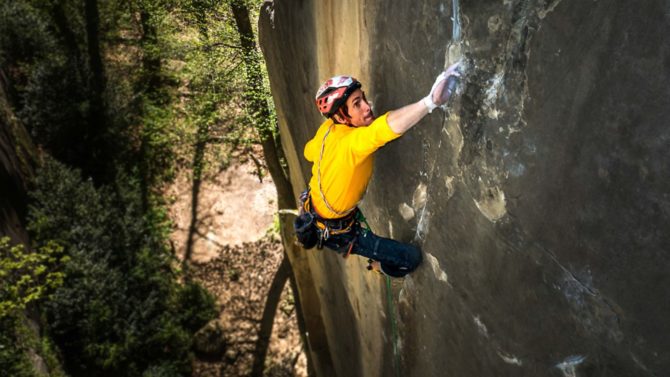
xmin=497 ymin=351 xmax=523 ymax=366
xmin=426 ymin=253 xmax=448 ymax=283
xmin=539 ymin=0 xmax=565 ymax=19
xmin=473 ymin=185 xmax=507 ymax=222
xmin=398 ymin=203 xmax=415 ymax=220
xmin=443 ymin=114 xmax=463 ymax=160
xmin=484 ymin=71 xmax=505 ymax=119
xmin=630 ymin=353 xmax=650 ymax=373
xmin=414 ymin=206 xmax=431 ymax=242
xmin=412 ymin=183 xmax=428 ymax=210
xmin=445 ymin=176 xmax=456 ymax=200
xmin=412 ymin=182 xmax=431 ymax=241
xmin=556 ymin=355 xmax=586 ymax=377
xmin=473 ymin=315 xmax=489 ymax=338
xmin=489 ymin=108 xmax=502 ymax=119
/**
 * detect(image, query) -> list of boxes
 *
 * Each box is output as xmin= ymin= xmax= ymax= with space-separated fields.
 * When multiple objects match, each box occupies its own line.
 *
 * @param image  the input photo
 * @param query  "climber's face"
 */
xmin=339 ymin=89 xmax=375 ymax=127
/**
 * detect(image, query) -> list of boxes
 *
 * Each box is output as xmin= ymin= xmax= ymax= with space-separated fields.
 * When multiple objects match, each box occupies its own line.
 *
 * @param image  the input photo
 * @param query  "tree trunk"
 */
xmin=288 ymin=264 xmax=317 ymax=377
xmin=138 ymin=4 xmax=162 ymax=98
xmin=137 ymin=2 xmax=164 ymax=212
xmin=250 ymin=255 xmax=290 ymax=377
xmin=84 ymin=0 xmax=107 ymax=180
xmin=51 ymin=0 xmax=84 ymax=84
xmin=229 ymin=0 xmax=294 ymax=210
xmin=85 ymin=0 xmax=105 ymax=103
xmin=182 ymin=122 xmax=209 ymax=279
xmin=230 ymin=3 xmax=319 ymax=376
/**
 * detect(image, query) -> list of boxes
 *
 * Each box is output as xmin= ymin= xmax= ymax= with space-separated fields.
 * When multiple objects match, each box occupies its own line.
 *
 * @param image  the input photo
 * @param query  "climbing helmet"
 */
xmin=315 ymin=75 xmax=362 ymax=118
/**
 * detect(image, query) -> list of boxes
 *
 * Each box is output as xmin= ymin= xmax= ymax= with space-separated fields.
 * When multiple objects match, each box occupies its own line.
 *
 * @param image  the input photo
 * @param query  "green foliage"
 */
xmin=0 ymin=315 xmax=37 ymax=377
xmin=27 ymin=158 xmax=216 ymax=376
xmin=0 ymin=237 xmax=67 ymax=319
xmin=176 ymin=281 xmax=218 ymax=333
xmin=266 ymin=213 xmax=281 ymax=238
xmin=2 ymin=1 xmax=282 ymax=376
xmin=141 ymin=101 xmax=179 ymax=185
xmin=165 ymin=0 xmax=273 ymax=178
xmin=0 ymin=0 xmax=182 ymax=186
xmin=0 ymin=0 xmax=92 ymax=169
xmin=141 ymin=363 xmax=183 ymax=377
xmin=1 ymin=0 xmax=279 ymax=183
xmin=0 ymin=312 xmax=68 ymax=377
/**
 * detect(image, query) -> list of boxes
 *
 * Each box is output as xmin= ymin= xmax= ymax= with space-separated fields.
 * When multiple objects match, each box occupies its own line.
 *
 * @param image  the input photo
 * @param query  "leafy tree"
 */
xmin=27 ymin=157 xmax=216 ymax=376
xmin=0 ymin=237 xmax=67 ymax=319
xmin=0 ymin=237 xmax=68 ymax=377
xmin=2 ymin=1 xmax=303 ymax=375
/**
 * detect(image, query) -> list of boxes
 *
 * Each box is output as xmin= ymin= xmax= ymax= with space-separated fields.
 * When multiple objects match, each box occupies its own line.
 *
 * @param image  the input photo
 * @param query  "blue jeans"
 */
xmin=322 ymin=221 xmax=422 ymax=278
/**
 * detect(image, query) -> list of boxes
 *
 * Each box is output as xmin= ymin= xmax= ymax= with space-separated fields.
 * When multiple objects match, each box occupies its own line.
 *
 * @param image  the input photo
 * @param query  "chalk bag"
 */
xmin=294 ymin=211 xmax=318 ymax=249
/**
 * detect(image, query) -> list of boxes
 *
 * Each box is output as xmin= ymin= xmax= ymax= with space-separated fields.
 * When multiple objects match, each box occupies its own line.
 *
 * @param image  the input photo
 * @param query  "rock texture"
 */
xmin=0 ymin=70 xmax=35 ymax=244
xmin=259 ymin=1 xmax=670 ymax=376
xmin=1 ymin=69 xmax=45 ymax=375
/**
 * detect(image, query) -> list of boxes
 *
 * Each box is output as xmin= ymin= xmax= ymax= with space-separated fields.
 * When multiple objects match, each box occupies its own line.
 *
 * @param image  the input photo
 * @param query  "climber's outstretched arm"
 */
xmin=387 ymin=62 xmax=460 ymax=135
xmin=387 ymin=100 xmax=430 ymax=134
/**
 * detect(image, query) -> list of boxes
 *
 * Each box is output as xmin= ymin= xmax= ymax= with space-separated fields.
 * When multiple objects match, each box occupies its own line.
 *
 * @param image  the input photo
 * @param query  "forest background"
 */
xmin=0 ymin=0 xmax=299 ymax=376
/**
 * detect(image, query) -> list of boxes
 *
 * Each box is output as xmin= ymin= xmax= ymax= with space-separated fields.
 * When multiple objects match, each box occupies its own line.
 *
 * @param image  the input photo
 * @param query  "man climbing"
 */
xmin=295 ymin=63 xmax=460 ymax=277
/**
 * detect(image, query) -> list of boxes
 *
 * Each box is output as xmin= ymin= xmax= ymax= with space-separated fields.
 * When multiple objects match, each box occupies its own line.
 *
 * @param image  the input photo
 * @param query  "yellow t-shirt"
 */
xmin=304 ymin=112 xmax=401 ymax=219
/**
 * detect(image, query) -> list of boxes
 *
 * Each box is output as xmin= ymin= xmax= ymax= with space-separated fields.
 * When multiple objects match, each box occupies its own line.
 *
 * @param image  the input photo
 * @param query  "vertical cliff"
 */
xmin=0 ymin=69 xmax=35 ymax=244
xmin=259 ymin=1 xmax=670 ymax=376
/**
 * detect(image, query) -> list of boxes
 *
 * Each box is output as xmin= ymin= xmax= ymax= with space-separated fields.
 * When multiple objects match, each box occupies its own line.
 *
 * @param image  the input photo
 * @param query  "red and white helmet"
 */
xmin=314 ymin=75 xmax=362 ymax=118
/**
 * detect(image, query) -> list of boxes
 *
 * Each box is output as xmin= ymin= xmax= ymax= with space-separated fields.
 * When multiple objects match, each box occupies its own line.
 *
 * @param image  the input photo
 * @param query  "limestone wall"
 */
xmin=259 ymin=1 xmax=670 ymax=376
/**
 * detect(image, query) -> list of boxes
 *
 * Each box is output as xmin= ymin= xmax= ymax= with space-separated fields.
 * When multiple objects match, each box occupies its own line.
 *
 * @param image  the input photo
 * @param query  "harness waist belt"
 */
xmin=319 ymin=213 xmax=356 ymax=230
xmin=304 ymin=195 xmax=357 ymax=234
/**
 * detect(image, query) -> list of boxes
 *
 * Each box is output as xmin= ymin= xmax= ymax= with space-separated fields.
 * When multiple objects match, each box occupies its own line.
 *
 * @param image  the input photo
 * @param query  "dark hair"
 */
xmin=330 ymin=84 xmax=360 ymax=120
xmin=334 ymin=104 xmax=351 ymax=120
xmin=333 ymin=90 xmax=367 ymax=121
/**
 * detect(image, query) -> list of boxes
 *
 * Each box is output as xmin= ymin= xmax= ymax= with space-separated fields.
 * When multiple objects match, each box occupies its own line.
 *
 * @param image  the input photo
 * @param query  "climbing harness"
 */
xmin=297 ymin=189 xmax=357 ymax=252
xmin=295 ymin=188 xmax=378 ymax=264
xmin=303 ymin=192 xmax=356 ymax=235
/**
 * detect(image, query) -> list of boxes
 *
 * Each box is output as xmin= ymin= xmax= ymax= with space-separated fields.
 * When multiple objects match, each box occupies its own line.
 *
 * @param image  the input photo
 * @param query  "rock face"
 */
xmin=259 ymin=1 xmax=670 ymax=376
xmin=1 ymin=71 xmax=44 ymax=375
xmin=0 ymin=70 xmax=35 ymax=244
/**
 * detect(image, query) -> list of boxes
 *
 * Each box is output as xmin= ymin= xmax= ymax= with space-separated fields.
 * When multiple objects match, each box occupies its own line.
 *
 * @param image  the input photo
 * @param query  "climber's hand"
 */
xmin=422 ymin=62 xmax=461 ymax=112
xmin=434 ymin=62 xmax=461 ymax=104
xmin=444 ymin=61 xmax=461 ymax=79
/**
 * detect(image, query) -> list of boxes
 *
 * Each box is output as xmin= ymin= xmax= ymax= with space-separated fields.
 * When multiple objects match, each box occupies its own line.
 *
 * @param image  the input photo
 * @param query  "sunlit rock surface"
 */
xmin=260 ymin=1 xmax=670 ymax=376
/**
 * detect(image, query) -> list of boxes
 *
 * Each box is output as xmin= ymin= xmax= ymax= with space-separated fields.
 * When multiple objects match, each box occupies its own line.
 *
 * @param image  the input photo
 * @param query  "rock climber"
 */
xmin=294 ymin=63 xmax=460 ymax=277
